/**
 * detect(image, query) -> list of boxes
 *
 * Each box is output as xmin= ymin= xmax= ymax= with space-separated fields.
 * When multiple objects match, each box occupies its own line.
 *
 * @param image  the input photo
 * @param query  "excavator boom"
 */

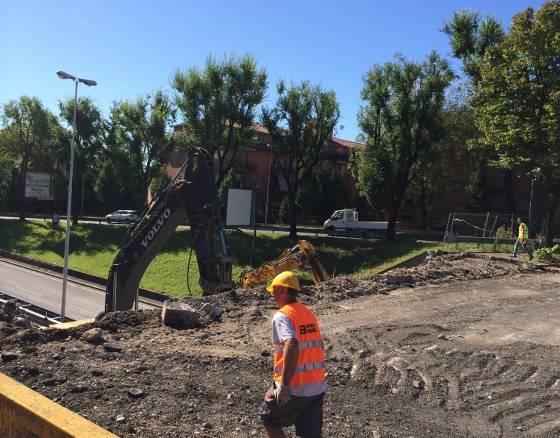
xmin=240 ymin=240 xmax=330 ymax=289
xmin=105 ymin=147 xmax=233 ymax=312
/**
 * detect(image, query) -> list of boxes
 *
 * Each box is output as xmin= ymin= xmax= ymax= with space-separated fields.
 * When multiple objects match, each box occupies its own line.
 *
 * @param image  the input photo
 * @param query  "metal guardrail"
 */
xmin=0 ymin=292 xmax=64 ymax=326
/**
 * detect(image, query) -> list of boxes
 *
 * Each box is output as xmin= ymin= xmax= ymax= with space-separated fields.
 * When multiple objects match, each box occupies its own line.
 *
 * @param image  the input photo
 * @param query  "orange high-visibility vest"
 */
xmin=273 ymin=302 xmax=325 ymax=392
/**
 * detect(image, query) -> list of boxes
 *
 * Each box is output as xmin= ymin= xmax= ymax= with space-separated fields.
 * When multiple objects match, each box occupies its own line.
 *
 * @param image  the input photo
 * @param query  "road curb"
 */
xmin=0 ymin=250 xmax=169 ymax=303
xmin=0 ymin=372 xmax=117 ymax=437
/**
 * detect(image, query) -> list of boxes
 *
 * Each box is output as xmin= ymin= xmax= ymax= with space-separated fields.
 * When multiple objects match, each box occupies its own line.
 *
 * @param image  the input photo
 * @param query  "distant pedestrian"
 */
xmin=513 ymin=217 xmax=533 ymax=260
xmin=52 ymin=213 xmax=60 ymax=229
xmin=260 ymin=271 xmax=326 ymax=438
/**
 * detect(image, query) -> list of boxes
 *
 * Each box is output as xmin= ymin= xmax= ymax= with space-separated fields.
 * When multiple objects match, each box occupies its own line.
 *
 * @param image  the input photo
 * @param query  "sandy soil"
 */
xmin=1 ymin=253 xmax=559 ymax=437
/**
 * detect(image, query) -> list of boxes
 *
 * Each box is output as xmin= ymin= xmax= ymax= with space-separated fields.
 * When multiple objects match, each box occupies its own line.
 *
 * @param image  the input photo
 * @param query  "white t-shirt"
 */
xmin=272 ymin=311 xmax=296 ymax=344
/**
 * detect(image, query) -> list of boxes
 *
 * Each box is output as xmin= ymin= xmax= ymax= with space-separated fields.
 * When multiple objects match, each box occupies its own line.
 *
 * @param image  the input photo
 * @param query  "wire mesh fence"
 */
xmin=443 ymin=212 xmax=516 ymax=242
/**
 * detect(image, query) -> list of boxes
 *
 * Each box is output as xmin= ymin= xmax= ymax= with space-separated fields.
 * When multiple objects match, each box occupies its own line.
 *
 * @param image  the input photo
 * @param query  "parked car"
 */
xmin=105 ymin=210 xmax=138 ymax=224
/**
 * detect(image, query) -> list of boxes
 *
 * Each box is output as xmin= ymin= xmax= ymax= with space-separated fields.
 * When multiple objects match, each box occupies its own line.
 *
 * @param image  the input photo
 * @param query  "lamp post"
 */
xmin=264 ymin=143 xmax=274 ymax=225
xmin=56 ymin=71 xmax=97 ymax=322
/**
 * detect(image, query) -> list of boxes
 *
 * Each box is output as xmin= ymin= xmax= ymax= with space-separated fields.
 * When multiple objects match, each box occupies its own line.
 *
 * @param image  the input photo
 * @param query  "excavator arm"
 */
xmin=105 ymin=147 xmax=233 ymax=312
xmin=239 ymin=240 xmax=330 ymax=289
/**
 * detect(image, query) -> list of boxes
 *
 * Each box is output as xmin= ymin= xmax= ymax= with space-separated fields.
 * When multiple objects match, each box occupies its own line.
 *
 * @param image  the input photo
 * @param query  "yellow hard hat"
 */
xmin=266 ymin=271 xmax=301 ymax=293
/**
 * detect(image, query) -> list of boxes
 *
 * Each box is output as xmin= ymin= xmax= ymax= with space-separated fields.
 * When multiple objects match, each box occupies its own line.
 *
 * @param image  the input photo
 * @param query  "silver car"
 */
xmin=105 ymin=210 xmax=138 ymax=224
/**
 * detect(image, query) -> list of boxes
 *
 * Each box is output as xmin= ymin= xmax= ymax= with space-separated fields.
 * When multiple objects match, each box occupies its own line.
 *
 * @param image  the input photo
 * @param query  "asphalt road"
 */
xmin=0 ymin=258 xmax=155 ymax=320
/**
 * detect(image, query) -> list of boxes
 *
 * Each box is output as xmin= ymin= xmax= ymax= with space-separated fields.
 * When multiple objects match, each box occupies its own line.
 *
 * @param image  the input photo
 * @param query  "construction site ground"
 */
xmin=1 ymin=252 xmax=560 ymax=437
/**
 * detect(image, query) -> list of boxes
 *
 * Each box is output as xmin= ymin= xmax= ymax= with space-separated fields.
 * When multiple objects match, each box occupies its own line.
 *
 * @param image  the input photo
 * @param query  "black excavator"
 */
xmin=105 ymin=147 xmax=234 ymax=312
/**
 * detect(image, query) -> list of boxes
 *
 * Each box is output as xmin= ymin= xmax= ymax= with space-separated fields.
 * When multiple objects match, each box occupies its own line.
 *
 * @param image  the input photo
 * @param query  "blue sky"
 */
xmin=0 ymin=0 xmax=546 ymax=141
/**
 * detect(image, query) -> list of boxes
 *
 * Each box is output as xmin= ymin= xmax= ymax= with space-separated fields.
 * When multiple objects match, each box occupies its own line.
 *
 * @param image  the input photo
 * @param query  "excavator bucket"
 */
xmin=298 ymin=240 xmax=330 ymax=284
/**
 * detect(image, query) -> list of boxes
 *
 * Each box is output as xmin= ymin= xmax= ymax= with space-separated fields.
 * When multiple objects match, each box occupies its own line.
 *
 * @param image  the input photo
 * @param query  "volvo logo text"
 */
xmin=140 ymin=208 xmax=171 ymax=248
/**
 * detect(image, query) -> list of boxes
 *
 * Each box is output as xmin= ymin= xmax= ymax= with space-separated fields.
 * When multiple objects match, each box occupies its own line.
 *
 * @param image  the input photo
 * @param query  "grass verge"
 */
xmin=0 ymin=219 xmax=512 ymax=297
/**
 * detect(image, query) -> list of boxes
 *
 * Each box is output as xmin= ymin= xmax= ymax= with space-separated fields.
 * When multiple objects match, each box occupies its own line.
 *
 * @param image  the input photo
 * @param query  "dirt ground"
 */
xmin=1 ymin=253 xmax=560 ymax=437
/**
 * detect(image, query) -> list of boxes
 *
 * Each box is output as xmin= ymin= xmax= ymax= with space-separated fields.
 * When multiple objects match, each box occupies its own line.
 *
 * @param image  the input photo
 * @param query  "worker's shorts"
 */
xmin=259 ymin=383 xmax=324 ymax=437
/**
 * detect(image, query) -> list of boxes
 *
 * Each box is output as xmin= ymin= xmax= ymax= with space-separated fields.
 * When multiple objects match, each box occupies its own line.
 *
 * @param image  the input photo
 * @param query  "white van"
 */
xmin=323 ymin=209 xmax=391 ymax=234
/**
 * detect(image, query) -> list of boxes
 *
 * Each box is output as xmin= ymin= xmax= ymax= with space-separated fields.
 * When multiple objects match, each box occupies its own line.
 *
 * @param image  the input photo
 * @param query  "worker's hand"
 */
xmin=521 ymin=238 xmax=527 ymax=244
xmin=274 ymin=383 xmax=291 ymax=407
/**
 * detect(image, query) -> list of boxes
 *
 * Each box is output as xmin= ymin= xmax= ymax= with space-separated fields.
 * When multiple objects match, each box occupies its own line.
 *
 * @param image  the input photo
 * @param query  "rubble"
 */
xmin=310 ymin=252 xmax=543 ymax=302
xmin=81 ymin=328 xmax=105 ymax=344
xmin=161 ymin=300 xmax=199 ymax=328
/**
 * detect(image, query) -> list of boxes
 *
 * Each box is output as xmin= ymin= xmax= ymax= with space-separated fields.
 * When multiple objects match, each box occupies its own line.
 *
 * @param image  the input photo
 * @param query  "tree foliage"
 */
xmin=262 ymin=81 xmax=340 ymax=239
xmin=0 ymin=96 xmax=58 ymax=219
xmin=297 ymin=161 xmax=351 ymax=223
xmin=59 ymin=97 xmax=104 ymax=168
xmin=442 ymin=10 xmax=519 ymax=214
xmin=108 ymin=91 xmax=176 ymax=209
xmin=352 ymin=52 xmax=454 ymax=240
xmin=173 ymin=55 xmax=267 ymax=188
xmin=474 ymin=1 xmax=560 ymax=245
xmin=57 ymin=97 xmax=105 ymax=219
xmin=443 ymin=10 xmax=505 ymax=84
xmin=0 ymin=132 xmax=16 ymax=207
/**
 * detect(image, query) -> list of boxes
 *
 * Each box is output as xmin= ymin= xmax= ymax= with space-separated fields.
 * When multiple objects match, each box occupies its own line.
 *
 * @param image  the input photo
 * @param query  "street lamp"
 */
xmin=56 ymin=70 xmax=96 ymax=322
xmin=264 ymin=144 xmax=274 ymax=225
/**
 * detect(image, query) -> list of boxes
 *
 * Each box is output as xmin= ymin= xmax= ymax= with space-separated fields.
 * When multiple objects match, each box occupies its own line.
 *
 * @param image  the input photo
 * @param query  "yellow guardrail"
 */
xmin=0 ymin=372 xmax=117 ymax=437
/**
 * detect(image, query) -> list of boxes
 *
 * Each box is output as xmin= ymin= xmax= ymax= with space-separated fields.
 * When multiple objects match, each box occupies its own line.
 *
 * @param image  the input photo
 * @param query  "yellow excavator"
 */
xmin=240 ymin=240 xmax=330 ymax=289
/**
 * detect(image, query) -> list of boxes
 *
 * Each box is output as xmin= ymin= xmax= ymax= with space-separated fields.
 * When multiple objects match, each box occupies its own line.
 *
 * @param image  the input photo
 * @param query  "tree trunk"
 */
xmin=288 ymin=193 xmax=298 ymax=241
xmin=419 ymin=177 xmax=428 ymax=231
xmin=386 ymin=202 xmax=400 ymax=241
xmin=544 ymin=192 xmax=557 ymax=247
xmin=18 ymin=154 xmax=29 ymax=221
xmin=386 ymin=192 xmax=405 ymax=241
xmin=503 ymin=169 xmax=516 ymax=214
xmin=72 ymin=177 xmax=79 ymax=225
xmin=386 ymin=181 xmax=407 ymax=241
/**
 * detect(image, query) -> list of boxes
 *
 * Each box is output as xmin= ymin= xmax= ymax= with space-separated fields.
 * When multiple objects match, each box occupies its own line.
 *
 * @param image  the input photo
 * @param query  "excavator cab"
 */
xmin=105 ymin=147 xmax=234 ymax=312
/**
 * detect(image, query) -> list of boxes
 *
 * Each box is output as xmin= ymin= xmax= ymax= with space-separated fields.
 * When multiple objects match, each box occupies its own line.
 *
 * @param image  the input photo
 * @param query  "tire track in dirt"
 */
xmin=328 ymin=323 xmax=560 ymax=437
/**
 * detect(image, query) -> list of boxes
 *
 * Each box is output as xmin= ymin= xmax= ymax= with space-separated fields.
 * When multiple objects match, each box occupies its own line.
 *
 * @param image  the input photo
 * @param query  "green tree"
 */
xmin=263 ymin=81 xmax=340 ymax=239
xmin=352 ymin=53 xmax=454 ymax=240
xmin=110 ymin=91 xmax=176 ymax=209
xmin=443 ymin=11 xmax=518 ymax=214
xmin=297 ymin=162 xmax=351 ymax=223
xmin=440 ymin=94 xmax=487 ymax=211
xmin=58 ymin=97 xmax=105 ymax=220
xmin=94 ymin=151 xmax=127 ymax=212
xmin=443 ymin=11 xmax=505 ymax=84
xmin=474 ymin=1 xmax=560 ymax=246
xmin=0 ymin=97 xmax=56 ymax=219
xmin=0 ymin=133 xmax=16 ymax=207
xmin=173 ymin=55 xmax=267 ymax=189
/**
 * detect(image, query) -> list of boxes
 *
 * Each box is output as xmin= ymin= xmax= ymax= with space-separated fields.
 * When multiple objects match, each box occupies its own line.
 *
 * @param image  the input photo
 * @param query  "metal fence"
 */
xmin=443 ymin=212 xmax=516 ymax=242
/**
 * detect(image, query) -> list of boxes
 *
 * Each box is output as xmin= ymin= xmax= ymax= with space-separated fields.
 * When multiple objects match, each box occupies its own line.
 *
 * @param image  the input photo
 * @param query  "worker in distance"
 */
xmin=513 ymin=217 xmax=534 ymax=260
xmin=260 ymin=271 xmax=326 ymax=438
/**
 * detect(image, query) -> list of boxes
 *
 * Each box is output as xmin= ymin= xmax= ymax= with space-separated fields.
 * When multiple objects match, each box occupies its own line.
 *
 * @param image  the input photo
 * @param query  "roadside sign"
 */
xmin=25 ymin=171 xmax=52 ymax=200
xmin=226 ymin=188 xmax=254 ymax=226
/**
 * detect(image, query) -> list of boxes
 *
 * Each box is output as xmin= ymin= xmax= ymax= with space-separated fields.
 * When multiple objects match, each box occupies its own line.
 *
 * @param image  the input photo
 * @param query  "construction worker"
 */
xmin=513 ymin=217 xmax=533 ymax=260
xmin=260 ymin=271 xmax=326 ymax=438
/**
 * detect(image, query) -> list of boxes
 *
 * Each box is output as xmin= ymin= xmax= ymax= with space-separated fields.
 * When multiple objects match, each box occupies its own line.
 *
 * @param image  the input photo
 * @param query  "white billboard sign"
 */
xmin=226 ymin=189 xmax=253 ymax=226
xmin=25 ymin=171 xmax=52 ymax=200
